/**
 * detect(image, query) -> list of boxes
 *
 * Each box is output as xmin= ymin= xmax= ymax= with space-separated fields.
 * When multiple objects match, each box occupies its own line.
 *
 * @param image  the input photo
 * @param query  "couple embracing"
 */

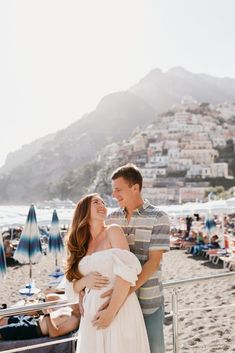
xmin=65 ymin=163 xmax=170 ymax=353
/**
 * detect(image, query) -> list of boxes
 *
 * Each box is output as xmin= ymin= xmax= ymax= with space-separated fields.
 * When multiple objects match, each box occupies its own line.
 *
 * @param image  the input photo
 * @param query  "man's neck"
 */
xmin=125 ymin=198 xmax=144 ymax=221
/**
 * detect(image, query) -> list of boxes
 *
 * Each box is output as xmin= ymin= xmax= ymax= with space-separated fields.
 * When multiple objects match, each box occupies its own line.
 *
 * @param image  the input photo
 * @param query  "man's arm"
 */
xmin=99 ymin=232 xmax=161 ymax=313
xmin=129 ymin=249 xmax=164 ymax=294
xmin=45 ymin=314 xmax=79 ymax=338
xmin=130 ymin=211 xmax=170 ymax=293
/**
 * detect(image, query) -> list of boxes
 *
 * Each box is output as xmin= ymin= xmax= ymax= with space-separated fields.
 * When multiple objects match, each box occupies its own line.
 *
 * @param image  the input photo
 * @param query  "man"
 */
xmin=106 ymin=163 xmax=170 ymax=353
xmin=0 ymin=304 xmax=80 ymax=341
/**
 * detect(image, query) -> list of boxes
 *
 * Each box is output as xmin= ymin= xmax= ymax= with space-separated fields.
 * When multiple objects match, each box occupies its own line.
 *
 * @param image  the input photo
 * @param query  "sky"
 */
xmin=0 ymin=0 xmax=234 ymax=168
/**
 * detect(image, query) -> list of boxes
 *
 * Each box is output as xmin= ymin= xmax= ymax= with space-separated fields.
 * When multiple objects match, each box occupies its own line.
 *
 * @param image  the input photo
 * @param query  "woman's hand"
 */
xmin=72 ymin=272 xmax=109 ymax=298
xmin=92 ymin=308 xmax=115 ymax=329
xmin=84 ymin=272 xmax=109 ymax=289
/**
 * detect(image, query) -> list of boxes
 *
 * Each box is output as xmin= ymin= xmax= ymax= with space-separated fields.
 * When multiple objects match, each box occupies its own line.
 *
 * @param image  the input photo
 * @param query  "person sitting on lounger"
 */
xmin=0 ymin=303 xmax=80 ymax=341
xmin=190 ymin=234 xmax=220 ymax=255
xmin=3 ymin=240 xmax=15 ymax=258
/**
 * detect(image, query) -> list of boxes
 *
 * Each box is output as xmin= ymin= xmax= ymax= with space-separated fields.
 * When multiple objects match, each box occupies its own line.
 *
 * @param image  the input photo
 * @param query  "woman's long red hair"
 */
xmin=65 ymin=193 xmax=98 ymax=282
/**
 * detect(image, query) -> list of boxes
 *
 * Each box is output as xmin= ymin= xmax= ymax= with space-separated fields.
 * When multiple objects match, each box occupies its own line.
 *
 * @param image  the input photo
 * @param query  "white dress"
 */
xmin=66 ymin=248 xmax=150 ymax=353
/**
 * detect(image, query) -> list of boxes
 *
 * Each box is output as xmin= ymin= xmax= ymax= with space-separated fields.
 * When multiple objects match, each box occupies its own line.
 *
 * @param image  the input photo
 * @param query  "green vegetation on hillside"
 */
xmin=51 ymin=161 xmax=101 ymax=202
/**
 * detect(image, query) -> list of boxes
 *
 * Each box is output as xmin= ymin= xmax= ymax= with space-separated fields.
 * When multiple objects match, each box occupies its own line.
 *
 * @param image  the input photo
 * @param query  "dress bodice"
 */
xmin=79 ymin=248 xmax=141 ymax=286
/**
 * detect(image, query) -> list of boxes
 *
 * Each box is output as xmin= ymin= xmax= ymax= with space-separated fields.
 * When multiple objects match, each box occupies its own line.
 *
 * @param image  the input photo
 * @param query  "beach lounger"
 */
xmin=201 ymin=249 xmax=209 ymax=258
xmin=206 ymin=248 xmax=226 ymax=264
xmin=0 ymin=332 xmax=77 ymax=353
xmin=219 ymin=255 xmax=235 ymax=270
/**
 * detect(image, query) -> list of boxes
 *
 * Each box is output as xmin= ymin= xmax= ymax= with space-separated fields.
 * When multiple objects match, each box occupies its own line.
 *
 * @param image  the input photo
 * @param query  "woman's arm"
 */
xmin=74 ymin=224 xmax=127 ymax=295
xmin=92 ymin=225 xmax=131 ymax=329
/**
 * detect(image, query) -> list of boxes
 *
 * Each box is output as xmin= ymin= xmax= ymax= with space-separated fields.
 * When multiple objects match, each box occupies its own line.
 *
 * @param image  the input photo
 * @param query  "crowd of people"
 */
xmin=170 ymin=213 xmax=235 ymax=259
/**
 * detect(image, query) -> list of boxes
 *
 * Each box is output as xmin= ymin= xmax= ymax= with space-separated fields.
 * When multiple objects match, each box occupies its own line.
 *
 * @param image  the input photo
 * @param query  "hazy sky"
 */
xmin=0 ymin=0 xmax=234 ymax=167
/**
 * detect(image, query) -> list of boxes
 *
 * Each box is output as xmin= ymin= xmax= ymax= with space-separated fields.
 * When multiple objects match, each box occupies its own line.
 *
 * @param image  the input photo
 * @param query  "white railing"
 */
xmin=163 ymin=272 xmax=235 ymax=353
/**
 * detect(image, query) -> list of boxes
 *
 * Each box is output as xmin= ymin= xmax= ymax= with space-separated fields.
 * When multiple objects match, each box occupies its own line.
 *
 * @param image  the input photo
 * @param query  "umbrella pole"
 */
xmin=221 ymin=212 xmax=225 ymax=248
xmin=55 ymin=254 xmax=58 ymax=268
xmin=29 ymin=261 xmax=32 ymax=282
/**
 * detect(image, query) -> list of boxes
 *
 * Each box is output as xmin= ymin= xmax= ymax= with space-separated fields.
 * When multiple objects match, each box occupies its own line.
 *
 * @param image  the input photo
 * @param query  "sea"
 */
xmin=0 ymin=205 xmax=75 ymax=229
xmin=0 ymin=205 xmax=115 ymax=229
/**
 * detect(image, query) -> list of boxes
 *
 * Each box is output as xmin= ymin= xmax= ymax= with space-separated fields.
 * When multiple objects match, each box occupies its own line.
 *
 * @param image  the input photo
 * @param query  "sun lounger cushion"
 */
xmin=0 ymin=332 xmax=77 ymax=353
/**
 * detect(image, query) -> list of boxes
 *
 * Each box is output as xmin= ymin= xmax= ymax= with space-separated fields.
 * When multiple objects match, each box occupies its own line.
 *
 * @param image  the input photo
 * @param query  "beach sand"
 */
xmin=163 ymin=250 xmax=235 ymax=353
xmin=0 ymin=253 xmax=66 ymax=306
xmin=1 ymin=250 xmax=235 ymax=352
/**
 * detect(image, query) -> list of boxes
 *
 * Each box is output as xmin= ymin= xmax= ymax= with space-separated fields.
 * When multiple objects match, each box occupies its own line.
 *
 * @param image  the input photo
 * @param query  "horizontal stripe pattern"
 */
xmin=107 ymin=200 xmax=170 ymax=314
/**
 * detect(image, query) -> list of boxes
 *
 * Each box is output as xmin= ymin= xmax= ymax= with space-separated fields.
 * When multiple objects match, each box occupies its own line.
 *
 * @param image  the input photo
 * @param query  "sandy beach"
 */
xmin=1 ymin=250 xmax=235 ymax=352
xmin=162 ymin=251 xmax=235 ymax=353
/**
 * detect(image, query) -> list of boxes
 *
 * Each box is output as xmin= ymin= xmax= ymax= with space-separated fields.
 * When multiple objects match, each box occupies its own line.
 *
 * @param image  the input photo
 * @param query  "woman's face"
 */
xmin=89 ymin=195 xmax=107 ymax=221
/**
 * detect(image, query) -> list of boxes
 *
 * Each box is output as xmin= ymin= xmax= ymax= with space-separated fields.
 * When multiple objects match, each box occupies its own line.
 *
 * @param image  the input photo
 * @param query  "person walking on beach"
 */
xmin=65 ymin=193 xmax=151 ymax=353
xmin=105 ymin=163 xmax=170 ymax=353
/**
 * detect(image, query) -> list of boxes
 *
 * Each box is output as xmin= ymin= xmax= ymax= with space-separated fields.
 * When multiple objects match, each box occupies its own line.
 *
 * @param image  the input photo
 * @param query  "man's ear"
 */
xmin=132 ymin=183 xmax=140 ymax=193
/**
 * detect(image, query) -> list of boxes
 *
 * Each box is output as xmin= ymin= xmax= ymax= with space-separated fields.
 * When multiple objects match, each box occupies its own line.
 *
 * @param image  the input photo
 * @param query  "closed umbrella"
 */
xmin=14 ymin=205 xmax=42 ymax=283
xmin=48 ymin=209 xmax=64 ymax=274
xmin=0 ymin=233 xmax=7 ymax=281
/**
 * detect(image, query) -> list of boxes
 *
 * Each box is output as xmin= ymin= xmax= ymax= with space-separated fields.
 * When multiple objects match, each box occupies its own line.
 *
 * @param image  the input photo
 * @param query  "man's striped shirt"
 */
xmin=107 ymin=199 xmax=170 ymax=315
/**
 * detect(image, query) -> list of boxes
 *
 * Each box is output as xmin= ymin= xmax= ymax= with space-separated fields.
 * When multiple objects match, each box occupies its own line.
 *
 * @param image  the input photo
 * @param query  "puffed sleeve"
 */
xmin=112 ymin=249 xmax=142 ymax=286
xmin=64 ymin=279 xmax=79 ymax=303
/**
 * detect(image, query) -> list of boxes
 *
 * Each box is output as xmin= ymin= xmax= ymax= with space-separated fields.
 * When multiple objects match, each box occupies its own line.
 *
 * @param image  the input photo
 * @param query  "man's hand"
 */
xmin=128 ymin=287 xmax=135 ymax=296
xmin=92 ymin=309 xmax=115 ymax=329
xmin=97 ymin=289 xmax=113 ymax=312
xmin=79 ymin=291 xmax=85 ymax=316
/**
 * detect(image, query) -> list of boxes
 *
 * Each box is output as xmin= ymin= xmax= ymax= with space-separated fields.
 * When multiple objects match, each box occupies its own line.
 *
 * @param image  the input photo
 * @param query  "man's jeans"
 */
xmin=144 ymin=305 xmax=165 ymax=353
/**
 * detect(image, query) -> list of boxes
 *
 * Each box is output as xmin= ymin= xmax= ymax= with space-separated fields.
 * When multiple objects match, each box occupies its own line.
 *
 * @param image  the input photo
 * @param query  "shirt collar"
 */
xmin=122 ymin=199 xmax=150 ymax=216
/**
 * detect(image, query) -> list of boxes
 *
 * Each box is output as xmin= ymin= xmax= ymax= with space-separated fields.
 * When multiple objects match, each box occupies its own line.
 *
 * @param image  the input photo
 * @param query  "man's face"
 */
xmin=112 ymin=177 xmax=135 ymax=209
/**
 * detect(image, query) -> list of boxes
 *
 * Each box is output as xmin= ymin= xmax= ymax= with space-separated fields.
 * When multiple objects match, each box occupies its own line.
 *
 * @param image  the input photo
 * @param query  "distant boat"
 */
xmin=37 ymin=198 xmax=76 ymax=209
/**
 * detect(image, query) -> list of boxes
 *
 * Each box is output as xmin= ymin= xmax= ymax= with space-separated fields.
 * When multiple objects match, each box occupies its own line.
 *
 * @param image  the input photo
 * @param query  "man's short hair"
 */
xmin=111 ymin=163 xmax=143 ymax=190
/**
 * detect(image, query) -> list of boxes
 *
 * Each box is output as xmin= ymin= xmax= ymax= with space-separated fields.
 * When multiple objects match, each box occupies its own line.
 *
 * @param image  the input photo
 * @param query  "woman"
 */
xmin=65 ymin=193 xmax=150 ymax=353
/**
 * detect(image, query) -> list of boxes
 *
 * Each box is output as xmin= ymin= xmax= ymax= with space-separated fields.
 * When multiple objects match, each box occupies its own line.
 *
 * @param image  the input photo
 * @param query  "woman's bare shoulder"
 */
xmin=106 ymin=223 xmax=123 ymax=232
xmin=106 ymin=224 xmax=129 ymax=250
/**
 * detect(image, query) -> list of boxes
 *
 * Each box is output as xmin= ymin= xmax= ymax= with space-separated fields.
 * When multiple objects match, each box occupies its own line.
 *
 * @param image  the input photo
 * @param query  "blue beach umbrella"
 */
xmin=0 ymin=233 xmax=7 ymax=281
xmin=48 ymin=209 xmax=64 ymax=269
xmin=14 ymin=205 xmax=42 ymax=282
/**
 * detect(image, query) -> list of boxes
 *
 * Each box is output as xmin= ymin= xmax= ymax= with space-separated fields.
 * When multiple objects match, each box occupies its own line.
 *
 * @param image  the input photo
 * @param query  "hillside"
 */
xmin=0 ymin=92 xmax=155 ymax=203
xmin=1 ymin=67 xmax=235 ymax=204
